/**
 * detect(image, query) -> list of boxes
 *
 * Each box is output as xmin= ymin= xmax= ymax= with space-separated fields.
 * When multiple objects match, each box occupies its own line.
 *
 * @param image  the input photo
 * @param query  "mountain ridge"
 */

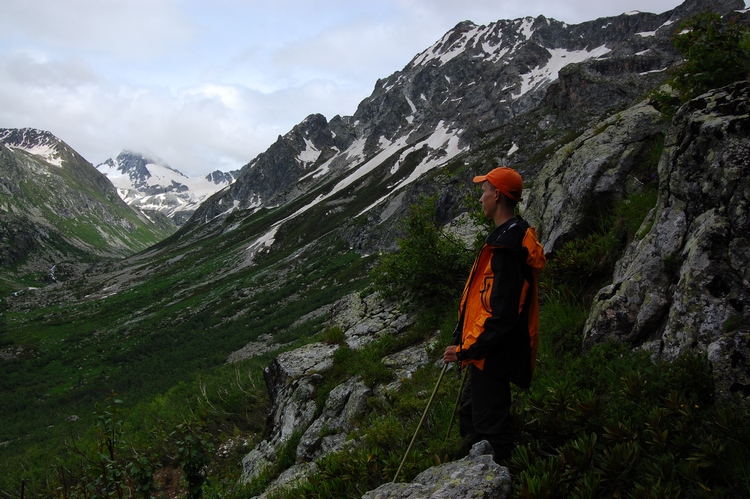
xmin=184 ymin=0 xmax=696 ymax=260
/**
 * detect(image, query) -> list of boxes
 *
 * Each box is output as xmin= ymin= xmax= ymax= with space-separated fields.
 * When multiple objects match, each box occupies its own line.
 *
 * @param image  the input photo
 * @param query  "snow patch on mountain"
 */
xmin=0 ymin=128 xmax=64 ymax=167
xmin=9 ymin=143 xmax=63 ymax=167
xmin=516 ymin=45 xmax=611 ymax=96
xmin=298 ymin=139 xmax=321 ymax=167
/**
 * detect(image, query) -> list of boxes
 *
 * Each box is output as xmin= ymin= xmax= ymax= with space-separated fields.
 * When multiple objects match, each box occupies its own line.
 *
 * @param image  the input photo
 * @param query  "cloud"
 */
xmin=3 ymin=52 xmax=100 ymax=89
xmin=0 ymin=0 xmax=193 ymax=61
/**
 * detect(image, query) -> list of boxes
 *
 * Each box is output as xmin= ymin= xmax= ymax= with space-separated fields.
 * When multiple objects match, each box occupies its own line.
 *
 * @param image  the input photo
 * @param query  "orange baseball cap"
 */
xmin=473 ymin=166 xmax=523 ymax=202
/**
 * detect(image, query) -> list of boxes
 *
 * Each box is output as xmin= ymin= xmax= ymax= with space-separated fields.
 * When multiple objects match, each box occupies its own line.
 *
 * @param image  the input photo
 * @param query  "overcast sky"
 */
xmin=0 ymin=0 xmax=694 ymax=176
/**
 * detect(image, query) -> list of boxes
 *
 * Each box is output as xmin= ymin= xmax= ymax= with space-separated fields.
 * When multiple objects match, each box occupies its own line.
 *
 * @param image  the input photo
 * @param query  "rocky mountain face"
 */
xmin=581 ymin=81 xmax=750 ymax=402
xmin=0 ymin=128 xmax=171 ymax=287
xmin=97 ymin=151 xmax=239 ymax=226
xmin=190 ymin=0 xmax=699 ymax=231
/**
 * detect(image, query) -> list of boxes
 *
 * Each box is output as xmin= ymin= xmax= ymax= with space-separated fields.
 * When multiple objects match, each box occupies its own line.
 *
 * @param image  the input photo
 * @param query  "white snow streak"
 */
xmin=246 ymin=225 xmax=278 ymax=252
xmin=515 ymin=45 xmax=611 ymax=97
xmin=9 ymin=143 xmax=63 ymax=167
xmin=412 ymin=24 xmax=484 ymax=66
xmin=519 ymin=18 xmax=534 ymax=40
xmin=405 ymin=94 xmax=417 ymax=124
xmin=298 ymin=138 xmax=321 ymax=166
xmin=358 ymin=122 xmax=466 ymax=216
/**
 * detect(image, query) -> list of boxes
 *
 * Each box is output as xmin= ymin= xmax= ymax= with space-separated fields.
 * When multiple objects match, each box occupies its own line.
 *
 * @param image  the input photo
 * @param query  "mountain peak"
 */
xmin=0 ymin=127 xmax=68 ymax=167
xmin=96 ymin=151 xmax=238 ymax=225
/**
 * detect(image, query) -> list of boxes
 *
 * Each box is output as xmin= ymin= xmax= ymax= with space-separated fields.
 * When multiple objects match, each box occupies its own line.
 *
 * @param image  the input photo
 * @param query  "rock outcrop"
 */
xmin=363 ymin=441 xmax=511 ymax=499
xmin=583 ymin=82 xmax=750 ymax=406
xmin=240 ymin=292 xmax=435 ymax=492
xmin=241 ymin=342 xmax=339 ymax=483
xmin=523 ymin=100 xmax=666 ymax=253
xmin=328 ymin=292 xmax=415 ymax=349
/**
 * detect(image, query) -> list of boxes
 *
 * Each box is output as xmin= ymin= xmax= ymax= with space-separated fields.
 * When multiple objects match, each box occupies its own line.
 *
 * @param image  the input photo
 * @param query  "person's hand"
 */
xmin=443 ymin=345 xmax=458 ymax=363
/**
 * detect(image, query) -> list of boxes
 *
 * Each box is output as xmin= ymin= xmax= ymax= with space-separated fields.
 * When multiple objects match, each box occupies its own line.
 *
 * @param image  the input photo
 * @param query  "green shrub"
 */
xmin=48 ymin=393 xmax=159 ymax=498
xmin=538 ymin=288 xmax=588 ymax=358
xmin=371 ymin=196 xmax=474 ymax=309
xmin=652 ymin=11 xmax=750 ymax=113
xmin=672 ymin=12 xmax=750 ymax=100
xmin=320 ymin=325 xmax=345 ymax=345
xmin=510 ymin=346 xmax=750 ymax=498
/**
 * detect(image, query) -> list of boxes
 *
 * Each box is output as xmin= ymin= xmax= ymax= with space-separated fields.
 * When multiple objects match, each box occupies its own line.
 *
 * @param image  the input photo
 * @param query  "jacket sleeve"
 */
xmin=456 ymin=248 xmax=523 ymax=361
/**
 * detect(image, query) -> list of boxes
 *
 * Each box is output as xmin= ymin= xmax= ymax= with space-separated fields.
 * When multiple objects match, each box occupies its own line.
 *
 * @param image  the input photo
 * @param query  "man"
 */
xmin=443 ymin=166 xmax=545 ymax=461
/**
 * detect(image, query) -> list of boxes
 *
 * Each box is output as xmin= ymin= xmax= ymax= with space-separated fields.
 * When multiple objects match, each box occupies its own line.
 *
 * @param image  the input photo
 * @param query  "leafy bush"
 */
xmin=652 ymin=11 xmax=750 ymax=112
xmin=371 ymin=196 xmax=474 ymax=309
xmin=510 ymin=346 xmax=750 ymax=498
xmin=49 ymin=393 xmax=158 ymax=498
xmin=672 ymin=12 xmax=750 ymax=100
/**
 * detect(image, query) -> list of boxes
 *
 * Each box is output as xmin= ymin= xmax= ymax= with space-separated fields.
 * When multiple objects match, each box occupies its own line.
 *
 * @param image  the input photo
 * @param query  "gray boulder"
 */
xmin=363 ymin=441 xmax=511 ymax=499
xmin=241 ymin=342 xmax=338 ymax=483
xmin=296 ymin=376 xmax=370 ymax=462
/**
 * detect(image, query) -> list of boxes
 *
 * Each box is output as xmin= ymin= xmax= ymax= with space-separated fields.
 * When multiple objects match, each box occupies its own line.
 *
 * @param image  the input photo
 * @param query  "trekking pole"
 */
xmin=445 ymin=366 xmax=469 ymax=441
xmin=393 ymin=362 xmax=448 ymax=483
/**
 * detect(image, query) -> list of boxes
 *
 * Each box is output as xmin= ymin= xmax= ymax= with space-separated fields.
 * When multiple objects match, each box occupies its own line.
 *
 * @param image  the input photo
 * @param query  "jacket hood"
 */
xmin=486 ymin=216 xmax=528 ymax=248
xmin=486 ymin=216 xmax=545 ymax=271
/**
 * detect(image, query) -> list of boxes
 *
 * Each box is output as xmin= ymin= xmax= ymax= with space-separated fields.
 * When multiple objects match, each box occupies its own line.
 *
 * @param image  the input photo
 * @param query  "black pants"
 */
xmin=459 ymin=364 xmax=513 ymax=459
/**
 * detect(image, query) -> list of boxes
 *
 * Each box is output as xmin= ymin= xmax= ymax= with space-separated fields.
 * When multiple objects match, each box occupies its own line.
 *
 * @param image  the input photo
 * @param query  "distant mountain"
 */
xmin=96 ymin=151 xmax=239 ymax=226
xmin=0 ymin=128 xmax=172 ymax=291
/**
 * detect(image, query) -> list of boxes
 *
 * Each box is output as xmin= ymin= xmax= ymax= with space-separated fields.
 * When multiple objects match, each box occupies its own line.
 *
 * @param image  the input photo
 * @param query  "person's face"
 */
xmin=479 ymin=181 xmax=499 ymax=218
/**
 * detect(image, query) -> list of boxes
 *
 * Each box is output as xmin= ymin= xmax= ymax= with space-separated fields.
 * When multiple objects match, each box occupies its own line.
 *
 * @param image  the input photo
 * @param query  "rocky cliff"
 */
xmin=583 ymin=81 xmax=750 ymax=402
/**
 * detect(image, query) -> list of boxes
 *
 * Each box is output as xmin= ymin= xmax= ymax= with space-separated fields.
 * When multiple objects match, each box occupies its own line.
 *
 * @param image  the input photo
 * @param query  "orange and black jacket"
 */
xmin=453 ymin=216 xmax=545 ymax=389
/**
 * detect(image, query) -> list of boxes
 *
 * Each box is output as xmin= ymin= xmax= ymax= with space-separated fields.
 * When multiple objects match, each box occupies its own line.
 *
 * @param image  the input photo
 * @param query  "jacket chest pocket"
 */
xmin=479 ymin=275 xmax=493 ymax=313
